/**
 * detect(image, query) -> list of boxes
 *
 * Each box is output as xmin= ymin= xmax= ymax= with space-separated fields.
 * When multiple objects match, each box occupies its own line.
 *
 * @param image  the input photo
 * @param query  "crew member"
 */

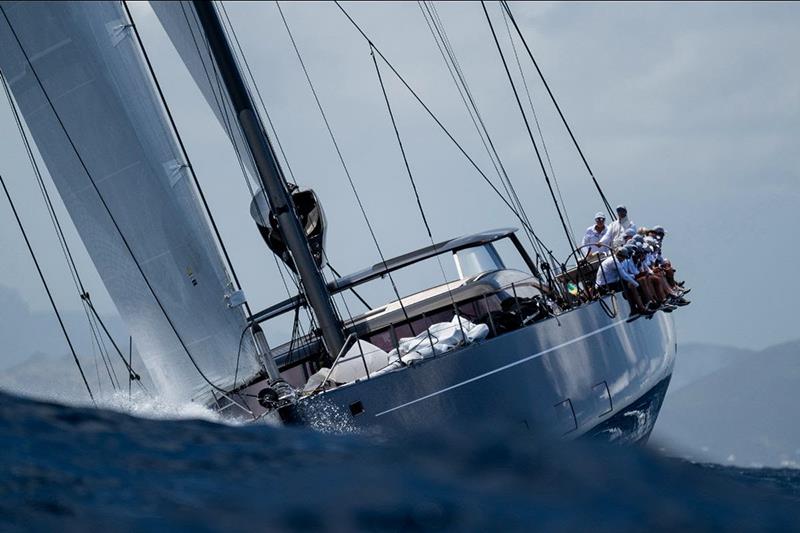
xmin=581 ymin=212 xmax=608 ymax=256
xmin=595 ymin=247 xmax=648 ymax=318
xmin=600 ymin=205 xmax=636 ymax=249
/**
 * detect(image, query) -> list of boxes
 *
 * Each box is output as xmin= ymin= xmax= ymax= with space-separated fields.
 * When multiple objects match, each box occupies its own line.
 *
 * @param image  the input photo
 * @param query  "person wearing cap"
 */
xmin=595 ymin=247 xmax=648 ymax=318
xmin=599 ymin=205 xmax=637 ymax=250
xmin=581 ymin=212 xmax=608 ymax=257
xmin=634 ymin=242 xmax=676 ymax=312
xmin=649 ymin=225 xmax=688 ymax=291
xmin=622 ymin=227 xmax=637 ymax=244
xmin=643 ymin=230 xmax=690 ymax=305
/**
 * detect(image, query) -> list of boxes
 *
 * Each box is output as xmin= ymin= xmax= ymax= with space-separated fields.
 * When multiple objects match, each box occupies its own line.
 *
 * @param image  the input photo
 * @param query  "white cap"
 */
xmin=594 ymin=212 xmax=606 ymax=220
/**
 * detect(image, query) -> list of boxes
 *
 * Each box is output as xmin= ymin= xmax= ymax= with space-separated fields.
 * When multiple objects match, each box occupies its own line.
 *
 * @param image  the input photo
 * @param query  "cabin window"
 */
xmin=454 ymin=244 xmax=505 ymax=279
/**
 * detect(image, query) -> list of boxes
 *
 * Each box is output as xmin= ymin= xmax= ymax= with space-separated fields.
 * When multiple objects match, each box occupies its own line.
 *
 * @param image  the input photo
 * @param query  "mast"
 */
xmin=192 ymin=1 xmax=345 ymax=358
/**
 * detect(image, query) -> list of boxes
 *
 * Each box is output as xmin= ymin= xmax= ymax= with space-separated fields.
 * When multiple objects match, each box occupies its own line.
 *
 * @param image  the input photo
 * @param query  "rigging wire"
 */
xmin=500 ymin=0 xmax=614 ymax=218
xmin=87 ymin=307 xmax=120 ymax=390
xmin=480 ymin=1 xmax=577 ymax=253
xmin=370 ymin=44 xmax=470 ymax=340
xmin=498 ymin=3 xmax=576 ymax=239
xmin=417 ymin=1 xmax=548 ymax=265
xmin=1 ymin=70 xmax=141 ymax=389
xmin=333 ymin=2 xmax=560 ymax=276
xmin=1 ymin=79 xmax=118 ymax=390
xmin=274 ymin=0 xmax=414 ymax=326
xmin=0 ymin=5 xmax=231 ymax=394
xmin=124 ymin=1 xmax=252 ymax=317
xmin=327 ymin=262 xmax=371 ymax=311
xmin=92 ymin=342 xmax=102 ymax=395
xmin=334 ymin=4 xmax=538 ymax=236
xmin=0 ymin=172 xmax=95 ymax=404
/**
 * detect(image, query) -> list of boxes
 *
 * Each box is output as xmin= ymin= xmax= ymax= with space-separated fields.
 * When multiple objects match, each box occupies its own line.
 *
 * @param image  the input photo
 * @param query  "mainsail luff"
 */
xmin=0 ymin=1 xmax=262 ymax=401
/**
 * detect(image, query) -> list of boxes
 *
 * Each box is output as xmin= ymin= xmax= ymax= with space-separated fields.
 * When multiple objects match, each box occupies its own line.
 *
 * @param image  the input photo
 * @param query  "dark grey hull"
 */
xmin=282 ymin=296 xmax=676 ymax=441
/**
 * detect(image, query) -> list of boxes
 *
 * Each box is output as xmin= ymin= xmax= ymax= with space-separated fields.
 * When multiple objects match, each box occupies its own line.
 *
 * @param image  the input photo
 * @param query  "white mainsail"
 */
xmin=0 ymin=1 xmax=262 ymax=401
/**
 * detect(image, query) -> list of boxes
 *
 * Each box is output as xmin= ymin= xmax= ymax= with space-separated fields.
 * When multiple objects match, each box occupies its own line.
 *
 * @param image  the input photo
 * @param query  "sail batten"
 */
xmin=0 ymin=1 xmax=261 ymax=401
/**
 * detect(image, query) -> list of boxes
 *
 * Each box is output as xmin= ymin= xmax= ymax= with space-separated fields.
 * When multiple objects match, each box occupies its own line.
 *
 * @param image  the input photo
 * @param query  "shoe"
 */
xmin=677 ymin=281 xmax=685 ymax=287
xmin=681 ymin=288 xmax=691 ymax=295
xmin=660 ymin=304 xmax=677 ymax=313
xmin=672 ymin=298 xmax=691 ymax=306
xmin=627 ymin=312 xmax=642 ymax=323
xmin=646 ymin=301 xmax=660 ymax=311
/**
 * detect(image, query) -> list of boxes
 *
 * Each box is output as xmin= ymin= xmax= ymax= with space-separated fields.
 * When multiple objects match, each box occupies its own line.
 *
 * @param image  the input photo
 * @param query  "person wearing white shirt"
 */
xmin=581 ymin=212 xmax=608 ymax=256
xmin=595 ymin=247 xmax=647 ymax=318
xmin=599 ymin=205 xmax=636 ymax=250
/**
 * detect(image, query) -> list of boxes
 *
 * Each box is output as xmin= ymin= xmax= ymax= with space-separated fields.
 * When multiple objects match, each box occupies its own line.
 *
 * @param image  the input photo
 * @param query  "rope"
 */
xmin=0 ymin=5 xmax=230 ymax=394
xmin=481 ymin=1 xmax=577 ymax=254
xmin=500 ymin=0 xmax=615 ymax=218
xmin=0 ymin=173 xmax=95 ymax=404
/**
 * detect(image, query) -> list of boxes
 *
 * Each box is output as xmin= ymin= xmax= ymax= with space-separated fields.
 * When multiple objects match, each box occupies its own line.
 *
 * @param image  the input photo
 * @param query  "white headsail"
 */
xmin=0 ymin=1 xmax=262 ymax=401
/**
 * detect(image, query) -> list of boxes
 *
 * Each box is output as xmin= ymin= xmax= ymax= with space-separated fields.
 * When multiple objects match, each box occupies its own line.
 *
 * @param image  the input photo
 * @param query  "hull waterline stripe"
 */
xmin=374 ymin=318 xmax=628 ymax=417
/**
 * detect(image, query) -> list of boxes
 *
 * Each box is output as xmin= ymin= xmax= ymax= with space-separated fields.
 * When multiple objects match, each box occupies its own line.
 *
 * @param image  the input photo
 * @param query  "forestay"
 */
xmin=0 ymin=1 xmax=262 ymax=401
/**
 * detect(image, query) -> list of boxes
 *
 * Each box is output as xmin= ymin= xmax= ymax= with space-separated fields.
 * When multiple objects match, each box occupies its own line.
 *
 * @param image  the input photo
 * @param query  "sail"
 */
xmin=148 ymin=0 xmax=261 ymax=185
xmin=0 ymin=1 xmax=262 ymax=401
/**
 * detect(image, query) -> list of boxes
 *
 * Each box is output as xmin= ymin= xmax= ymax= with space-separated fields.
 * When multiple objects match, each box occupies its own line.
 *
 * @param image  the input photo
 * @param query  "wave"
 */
xmin=1 ymin=390 xmax=798 ymax=531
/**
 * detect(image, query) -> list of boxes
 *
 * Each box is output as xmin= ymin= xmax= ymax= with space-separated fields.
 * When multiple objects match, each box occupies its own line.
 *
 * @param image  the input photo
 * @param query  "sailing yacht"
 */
xmin=0 ymin=1 xmax=675 ymax=443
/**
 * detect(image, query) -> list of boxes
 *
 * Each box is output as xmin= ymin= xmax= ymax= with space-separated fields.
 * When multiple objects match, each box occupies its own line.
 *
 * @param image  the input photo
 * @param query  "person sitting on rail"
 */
xmin=622 ymin=227 xmax=637 ymax=245
xmin=599 ymin=205 xmax=636 ymax=250
xmin=629 ymin=242 xmax=675 ymax=312
xmin=645 ymin=233 xmax=691 ymax=307
xmin=595 ymin=247 xmax=648 ymax=318
xmin=581 ymin=212 xmax=608 ymax=257
xmin=649 ymin=226 xmax=684 ymax=289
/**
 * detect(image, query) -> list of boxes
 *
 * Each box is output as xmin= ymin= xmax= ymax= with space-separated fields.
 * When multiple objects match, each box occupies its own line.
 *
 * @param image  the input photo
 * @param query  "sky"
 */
xmin=0 ymin=0 xmax=798 ymax=369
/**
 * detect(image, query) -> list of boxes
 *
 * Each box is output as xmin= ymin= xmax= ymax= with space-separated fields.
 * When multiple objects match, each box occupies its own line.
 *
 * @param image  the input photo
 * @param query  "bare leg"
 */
xmin=625 ymin=283 xmax=646 ymax=314
xmin=650 ymin=275 xmax=667 ymax=302
xmin=637 ymin=276 xmax=655 ymax=306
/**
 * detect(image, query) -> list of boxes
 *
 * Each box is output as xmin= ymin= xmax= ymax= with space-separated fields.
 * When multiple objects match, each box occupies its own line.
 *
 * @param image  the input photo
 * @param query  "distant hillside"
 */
xmin=669 ymin=343 xmax=754 ymax=393
xmin=653 ymin=340 xmax=800 ymax=467
xmin=0 ymin=350 xmax=152 ymax=404
xmin=0 ymin=285 xmax=128 ymax=370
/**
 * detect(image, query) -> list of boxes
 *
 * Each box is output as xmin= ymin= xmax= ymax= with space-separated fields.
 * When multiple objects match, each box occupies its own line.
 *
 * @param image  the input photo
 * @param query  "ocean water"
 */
xmin=1 ymin=390 xmax=799 ymax=532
